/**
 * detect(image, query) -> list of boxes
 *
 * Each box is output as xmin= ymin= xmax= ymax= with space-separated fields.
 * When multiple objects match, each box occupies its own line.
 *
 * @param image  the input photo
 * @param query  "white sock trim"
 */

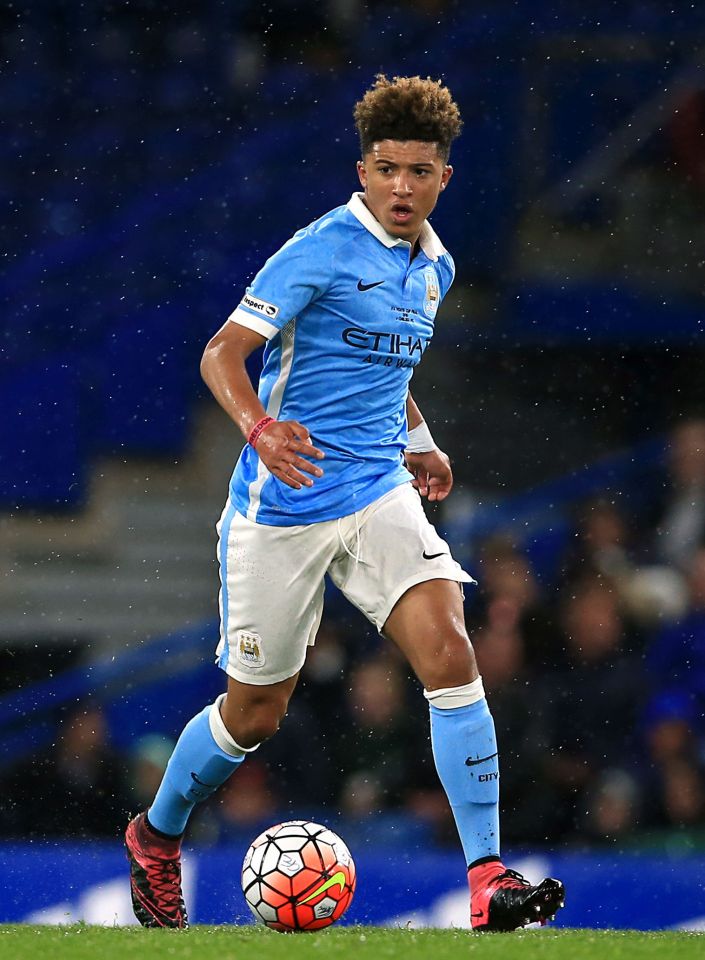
xmin=208 ymin=693 xmax=260 ymax=757
xmin=423 ymin=676 xmax=486 ymax=708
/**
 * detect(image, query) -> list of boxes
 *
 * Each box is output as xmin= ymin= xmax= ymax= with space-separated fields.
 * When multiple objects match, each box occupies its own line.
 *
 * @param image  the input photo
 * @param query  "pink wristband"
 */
xmin=248 ymin=416 xmax=276 ymax=448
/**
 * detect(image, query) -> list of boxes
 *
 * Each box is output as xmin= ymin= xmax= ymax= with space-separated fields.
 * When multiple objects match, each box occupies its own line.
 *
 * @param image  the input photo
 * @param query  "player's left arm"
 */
xmin=404 ymin=392 xmax=453 ymax=502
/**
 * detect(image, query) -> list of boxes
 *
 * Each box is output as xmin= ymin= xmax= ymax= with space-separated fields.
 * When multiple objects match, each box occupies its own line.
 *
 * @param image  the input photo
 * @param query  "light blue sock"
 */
xmin=148 ymin=700 xmax=246 ymax=836
xmin=429 ymin=692 xmax=500 ymax=867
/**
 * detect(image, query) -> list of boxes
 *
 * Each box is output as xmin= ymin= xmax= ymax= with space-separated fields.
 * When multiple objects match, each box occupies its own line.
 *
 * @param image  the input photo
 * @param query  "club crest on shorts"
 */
xmin=423 ymin=267 xmax=440 ymax=318
xmin=237 ymin=631 xmax=265 ymax=668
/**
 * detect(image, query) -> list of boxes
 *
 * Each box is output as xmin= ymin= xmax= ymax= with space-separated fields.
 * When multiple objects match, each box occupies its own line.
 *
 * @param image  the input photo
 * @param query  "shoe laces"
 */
xmin=144 ymin=854 xmax=183 ymax=907
xmin=491 ymin=868 xmax=531 ymax=890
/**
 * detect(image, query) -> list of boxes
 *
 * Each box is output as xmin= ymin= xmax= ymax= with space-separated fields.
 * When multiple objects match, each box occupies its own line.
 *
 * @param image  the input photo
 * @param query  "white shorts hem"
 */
xmin=218 ymin=656 xmax=305 ymax=687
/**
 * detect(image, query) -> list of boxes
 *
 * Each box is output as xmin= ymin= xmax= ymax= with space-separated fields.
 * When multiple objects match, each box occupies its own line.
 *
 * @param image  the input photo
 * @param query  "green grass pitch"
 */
xmin=0 ymin=926 xmax=702 ymax=960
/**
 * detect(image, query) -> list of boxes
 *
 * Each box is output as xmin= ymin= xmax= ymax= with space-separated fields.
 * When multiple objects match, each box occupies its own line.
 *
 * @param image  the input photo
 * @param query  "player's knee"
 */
xmin=221 ymin=696 xmax=286 ymax=748
xmin=422 ymin=630 xmax=477 ymax=690
xmin=224 ymin=712 xmax=280 ymax=749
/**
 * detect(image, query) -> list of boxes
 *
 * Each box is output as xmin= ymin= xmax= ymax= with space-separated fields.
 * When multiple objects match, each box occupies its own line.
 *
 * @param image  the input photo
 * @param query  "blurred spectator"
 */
xmin=640 ymin=547 xmax=705 ymax=835
xmin=619 ymin=564 xmax=689 ymax=630
xmin=652 ymin=418 xmax=705 ymax=571
xmin=128 ymin=733 xmax=175 ymax=812
xmin=642 ymin=744 xmax=705 ymax=837
xmin=653 ymin=760 xmax=705 ymax=830
xmin=560 ymin=498 xmax=634 ymax=584
xmin=259 ymin=693 xmax=337 ymax=811
xmin=645 ymin=546 xmax=705 ymax=735
xmin=561 ymin=497 xmax=688 ymax=632
xmin=582 ymin=768 xmax=641 ymax=842
xmin=299 ymin=619 xmax=350 ymax=722
xmin=335 ymin=653 xmax=415 ymax=818
xmin=473 ymin=536 xmax=562 ymax=669
xmin=539 ymin=577 xmax=647 ymax=842
xmin=330 ymin=648 xmax=459 ymax=848
xmin=472 ymin=592 xmax=554 ymax=843
xmin=2 ymin=702 xmax=131 ymax=839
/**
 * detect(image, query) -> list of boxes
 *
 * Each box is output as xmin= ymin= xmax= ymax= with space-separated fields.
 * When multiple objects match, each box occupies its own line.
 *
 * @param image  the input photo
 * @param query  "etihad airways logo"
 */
xmin=342 ymin=326 xmax=431 ymax=365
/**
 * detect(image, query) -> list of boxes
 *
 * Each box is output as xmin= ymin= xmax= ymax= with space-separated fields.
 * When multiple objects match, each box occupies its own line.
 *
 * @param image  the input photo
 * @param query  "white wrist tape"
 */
xmin=405 ymin=420 xmax=436 ymax=453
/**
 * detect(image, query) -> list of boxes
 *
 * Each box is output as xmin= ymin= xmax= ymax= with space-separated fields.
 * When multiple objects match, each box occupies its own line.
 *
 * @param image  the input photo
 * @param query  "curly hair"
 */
xmin=353 ymin=74 xmax=463 ymax=162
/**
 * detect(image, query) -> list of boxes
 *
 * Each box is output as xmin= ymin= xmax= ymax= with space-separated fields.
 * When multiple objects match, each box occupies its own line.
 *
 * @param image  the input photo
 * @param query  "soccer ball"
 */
xmin=241 ymin=820 xmax=356 ymax=932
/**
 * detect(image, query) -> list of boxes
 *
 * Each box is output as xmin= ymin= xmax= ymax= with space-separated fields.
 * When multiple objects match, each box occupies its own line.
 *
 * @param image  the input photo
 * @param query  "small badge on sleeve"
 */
xmin=237 ymin=631 xmax=266 ymax=668
xmin=241 ymin=292 xmax=279 ymax=320
xmin=423 ymin=268 xmax=440 ymax=318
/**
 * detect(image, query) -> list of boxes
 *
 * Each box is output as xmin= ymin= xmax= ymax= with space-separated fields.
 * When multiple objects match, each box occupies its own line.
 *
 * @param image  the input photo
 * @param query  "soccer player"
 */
xmin=125 ymin=74 xmax=565 ymax=932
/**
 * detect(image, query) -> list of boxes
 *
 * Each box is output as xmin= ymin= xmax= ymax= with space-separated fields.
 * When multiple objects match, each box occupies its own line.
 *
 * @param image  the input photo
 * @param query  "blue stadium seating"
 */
xmin=4 ymin=4 xmax=705 ymax=506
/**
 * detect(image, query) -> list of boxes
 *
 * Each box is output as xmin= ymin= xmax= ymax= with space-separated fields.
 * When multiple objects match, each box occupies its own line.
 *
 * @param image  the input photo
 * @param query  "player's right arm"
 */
xmin=200 ymin=321 xmax=324 ymax=490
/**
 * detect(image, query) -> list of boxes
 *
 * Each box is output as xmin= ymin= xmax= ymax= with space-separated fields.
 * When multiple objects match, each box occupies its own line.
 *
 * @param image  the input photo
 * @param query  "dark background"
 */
xmin=1 ymin=1 xmax=705 ymax=856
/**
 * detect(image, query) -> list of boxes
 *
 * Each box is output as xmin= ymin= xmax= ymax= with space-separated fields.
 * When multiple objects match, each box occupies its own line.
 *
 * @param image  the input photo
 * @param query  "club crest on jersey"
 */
xmin=237 ymin=631 xmax=265 ymax=667
xmin=241 ymin=292 xmax=279 ymax=320
xmin=423 ymin=268 xmax=440 ymax=318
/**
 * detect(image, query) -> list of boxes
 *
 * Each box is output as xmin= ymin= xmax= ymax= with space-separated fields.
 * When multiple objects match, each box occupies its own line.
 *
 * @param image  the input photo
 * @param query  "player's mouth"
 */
xmin=390 ymin=202 xmax=413 ymax=224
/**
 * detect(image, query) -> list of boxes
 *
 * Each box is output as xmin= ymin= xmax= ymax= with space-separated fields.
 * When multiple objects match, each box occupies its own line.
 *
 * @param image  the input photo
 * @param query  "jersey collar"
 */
xmin=347 ymin=192 xmax=446 ymax=261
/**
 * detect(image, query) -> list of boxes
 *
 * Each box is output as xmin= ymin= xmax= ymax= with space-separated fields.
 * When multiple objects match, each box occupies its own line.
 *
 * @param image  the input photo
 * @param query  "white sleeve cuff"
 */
xmin=228 ymin=306 xmax=279 ymax=340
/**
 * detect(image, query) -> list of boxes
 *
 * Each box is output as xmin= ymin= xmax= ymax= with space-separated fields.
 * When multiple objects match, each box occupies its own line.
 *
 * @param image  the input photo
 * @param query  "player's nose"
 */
xmin=392 ymin=174 xmax=412 ymax=195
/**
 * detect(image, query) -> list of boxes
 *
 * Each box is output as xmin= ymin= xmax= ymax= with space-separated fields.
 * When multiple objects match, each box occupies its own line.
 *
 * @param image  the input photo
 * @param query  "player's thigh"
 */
xmin=383 ymin=578 xmax=478 ymax=690
xmin=330 ymin=483 xmax=477 ymax=684
xmin=215 ymin=502 xmax=334 ymax=686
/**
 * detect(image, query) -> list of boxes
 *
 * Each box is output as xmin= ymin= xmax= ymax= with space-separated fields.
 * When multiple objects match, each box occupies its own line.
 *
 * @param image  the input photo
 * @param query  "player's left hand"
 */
xmin=405 ymin=448 xmax=453 ymax=502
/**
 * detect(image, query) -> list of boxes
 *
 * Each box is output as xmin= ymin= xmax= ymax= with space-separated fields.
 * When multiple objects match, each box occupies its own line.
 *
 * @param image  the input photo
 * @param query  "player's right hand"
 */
xmin=254 ymin=420 xmax=325 ymax=490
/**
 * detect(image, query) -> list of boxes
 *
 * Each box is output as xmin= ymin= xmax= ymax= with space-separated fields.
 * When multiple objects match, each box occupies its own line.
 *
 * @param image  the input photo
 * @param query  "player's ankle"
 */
xmin=144 ymin=812 xmax=183 ymax=843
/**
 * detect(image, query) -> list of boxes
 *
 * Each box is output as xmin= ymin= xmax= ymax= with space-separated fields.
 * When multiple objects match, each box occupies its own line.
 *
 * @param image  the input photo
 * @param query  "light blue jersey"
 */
xmin=228 ymin=192 xmax=455 ymax=525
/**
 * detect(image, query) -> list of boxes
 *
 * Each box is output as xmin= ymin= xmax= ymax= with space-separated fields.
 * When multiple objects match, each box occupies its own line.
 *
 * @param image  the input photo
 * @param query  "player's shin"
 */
xmin=148 ymin=693 xmax=257 ymax=837
xmin=426 ymin=677 xmax=500 ymax=867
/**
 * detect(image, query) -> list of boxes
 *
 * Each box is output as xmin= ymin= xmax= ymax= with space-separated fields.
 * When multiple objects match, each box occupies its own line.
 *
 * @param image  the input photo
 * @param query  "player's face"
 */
xmin=356 ymin=140 xmax=453 ymax=244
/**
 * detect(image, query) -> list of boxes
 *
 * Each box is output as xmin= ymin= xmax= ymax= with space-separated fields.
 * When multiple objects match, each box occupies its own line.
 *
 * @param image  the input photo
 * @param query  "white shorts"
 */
xmin=214 ymin=482 xmax=475 ymax=685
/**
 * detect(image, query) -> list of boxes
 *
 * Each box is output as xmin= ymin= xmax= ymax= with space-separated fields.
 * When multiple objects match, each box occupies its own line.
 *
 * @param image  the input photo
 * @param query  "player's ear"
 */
xmin=440 ymin=165 xmax=453 ymax=191
xmin=356 ymin=160 xmax=367 ymax=189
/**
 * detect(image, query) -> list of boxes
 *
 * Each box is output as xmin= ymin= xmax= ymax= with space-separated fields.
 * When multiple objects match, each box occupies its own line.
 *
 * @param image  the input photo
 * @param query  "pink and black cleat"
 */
xmin=469 ymin=859 xmax=565 ymax=932
xmin=125 ymin=812 xmax=188 ymax=929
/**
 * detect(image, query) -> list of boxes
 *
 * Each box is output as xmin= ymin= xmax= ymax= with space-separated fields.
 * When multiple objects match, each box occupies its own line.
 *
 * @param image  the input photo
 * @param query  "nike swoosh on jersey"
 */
xmin=297 ymin=870 xmax=347 ymax=904
xmin=357 ymin=279 xmax=385 ymax=291
xmin=422 ymin=550 xmax=448 ymax=560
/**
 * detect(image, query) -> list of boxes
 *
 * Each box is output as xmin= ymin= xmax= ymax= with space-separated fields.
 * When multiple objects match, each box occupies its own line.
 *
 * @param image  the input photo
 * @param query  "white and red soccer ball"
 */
xmin=241 ymin=820 xmax=356 ymax=932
